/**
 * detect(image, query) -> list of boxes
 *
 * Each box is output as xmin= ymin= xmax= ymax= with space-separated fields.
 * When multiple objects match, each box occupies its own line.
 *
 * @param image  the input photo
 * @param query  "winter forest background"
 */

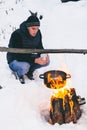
xmin=0 ymin=0 xmax=87 ymax=130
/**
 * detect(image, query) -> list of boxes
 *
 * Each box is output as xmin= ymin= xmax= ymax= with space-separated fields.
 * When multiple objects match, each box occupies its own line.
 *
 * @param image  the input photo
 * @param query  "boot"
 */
xmin=19 ymin=75 xmax=25 ymax=84
xmin=27 ymin=73 xmax=34 ymax=80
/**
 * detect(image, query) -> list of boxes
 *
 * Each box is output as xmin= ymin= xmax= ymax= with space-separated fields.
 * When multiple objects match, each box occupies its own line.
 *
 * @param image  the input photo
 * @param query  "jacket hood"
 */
xmin=20 ymin=21 xmax=29 ymax=37
xmin=20 ymin=21 xmax=40 ymax=39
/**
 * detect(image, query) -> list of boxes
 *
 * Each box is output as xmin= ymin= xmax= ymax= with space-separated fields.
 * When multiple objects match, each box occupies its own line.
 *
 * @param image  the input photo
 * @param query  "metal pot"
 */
xmin=39 ymin=70 xmax=71 ymax=89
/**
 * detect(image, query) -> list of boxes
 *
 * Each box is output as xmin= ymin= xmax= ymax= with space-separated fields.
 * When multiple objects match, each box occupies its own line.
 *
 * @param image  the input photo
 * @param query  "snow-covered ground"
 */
xmin=0 ymin=0 xmax=87 ymax=130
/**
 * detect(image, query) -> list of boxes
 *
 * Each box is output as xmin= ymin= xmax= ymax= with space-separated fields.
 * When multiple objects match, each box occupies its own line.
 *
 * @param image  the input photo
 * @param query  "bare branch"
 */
xmin=0 ymin=47 xmax=87 ymax=54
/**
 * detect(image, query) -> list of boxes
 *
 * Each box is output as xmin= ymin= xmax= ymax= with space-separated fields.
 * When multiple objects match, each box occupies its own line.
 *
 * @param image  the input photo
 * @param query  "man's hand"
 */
xmin=35 ymin=54 xmax=49 ymax=65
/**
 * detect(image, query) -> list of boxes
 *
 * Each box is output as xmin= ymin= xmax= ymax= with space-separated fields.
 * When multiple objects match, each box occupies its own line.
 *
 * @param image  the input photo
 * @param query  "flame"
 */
xmin=47 ymin=73 xmax=66 ymax=89
xmin=50 ymin=87 xmax=75 ymax=120
xmin=46 ymin=71 xmax=80 ymax=122
xmin=47 ymin=72 xmax=74 ymax=113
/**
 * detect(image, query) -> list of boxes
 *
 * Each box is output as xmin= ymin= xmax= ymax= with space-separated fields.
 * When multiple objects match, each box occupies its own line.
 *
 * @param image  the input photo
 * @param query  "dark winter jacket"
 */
xmin=7 ymin=21 xmax=44 ymax=64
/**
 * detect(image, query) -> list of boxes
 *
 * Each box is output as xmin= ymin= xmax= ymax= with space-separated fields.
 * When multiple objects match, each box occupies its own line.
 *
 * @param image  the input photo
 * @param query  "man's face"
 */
xmin=27 ymin=26 xmax=39 ymax=37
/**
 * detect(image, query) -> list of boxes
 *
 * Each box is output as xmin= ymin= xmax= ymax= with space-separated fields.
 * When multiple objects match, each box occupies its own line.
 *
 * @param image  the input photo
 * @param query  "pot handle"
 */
xmin=39 ymin=74 xmax=44 ymax=79
xmin=66 ymin=74 xmax=71 ymax=79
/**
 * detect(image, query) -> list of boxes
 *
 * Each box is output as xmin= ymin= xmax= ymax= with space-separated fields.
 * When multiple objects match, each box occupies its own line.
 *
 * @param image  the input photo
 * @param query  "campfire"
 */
xmin=39 ymin=70 xmax=86 ymax=125
xmin=49 ymin=87 xmax=82 ymax=124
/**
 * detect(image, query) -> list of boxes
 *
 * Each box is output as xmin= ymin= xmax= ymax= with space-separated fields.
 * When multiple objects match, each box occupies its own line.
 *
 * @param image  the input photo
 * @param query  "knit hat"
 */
xmin=26 ymin=15 xmax=40 ymax=27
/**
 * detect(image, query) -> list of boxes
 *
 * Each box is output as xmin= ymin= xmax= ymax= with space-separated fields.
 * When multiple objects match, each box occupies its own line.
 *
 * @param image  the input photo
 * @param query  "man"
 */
xmin=7 ymin=12 xmax=49 ymax=84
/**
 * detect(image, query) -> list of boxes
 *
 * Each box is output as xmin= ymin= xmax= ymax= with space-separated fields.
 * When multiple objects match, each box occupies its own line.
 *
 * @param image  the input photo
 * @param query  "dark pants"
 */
xmin=27 ymin=62 xmax=49 ymax=76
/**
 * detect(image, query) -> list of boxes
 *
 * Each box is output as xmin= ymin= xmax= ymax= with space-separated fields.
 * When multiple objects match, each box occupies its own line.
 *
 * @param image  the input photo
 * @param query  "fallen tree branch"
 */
xmin=0 ymin=47 xmax=87 ymax=54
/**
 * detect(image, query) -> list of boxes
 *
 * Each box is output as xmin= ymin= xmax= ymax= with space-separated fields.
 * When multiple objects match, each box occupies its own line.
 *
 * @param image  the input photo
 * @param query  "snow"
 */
xmin=0 ymin=0 xmax=87 ymax=130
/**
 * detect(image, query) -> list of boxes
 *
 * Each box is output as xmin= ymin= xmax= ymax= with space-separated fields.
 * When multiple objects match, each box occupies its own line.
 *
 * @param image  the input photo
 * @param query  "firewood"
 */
xmin=49 ymin=88 xmax=82 ymax=125
xmin=64 ymin=95 xmax=71 ymax=123
xmin=50 ymin=98 xmax=64 ymax=124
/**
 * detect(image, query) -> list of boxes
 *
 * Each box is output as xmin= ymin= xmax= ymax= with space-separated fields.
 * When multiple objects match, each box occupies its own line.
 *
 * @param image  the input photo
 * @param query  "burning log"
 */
xmin=49 ymin=88 xmax=82 ymax=125
xmin=50 ymin=97 xmax=64 ymax=125
xmin=64 ymin=95 xmax=71 ymax=123
xmin=70 ymin=88 xmax=82 ymax=123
